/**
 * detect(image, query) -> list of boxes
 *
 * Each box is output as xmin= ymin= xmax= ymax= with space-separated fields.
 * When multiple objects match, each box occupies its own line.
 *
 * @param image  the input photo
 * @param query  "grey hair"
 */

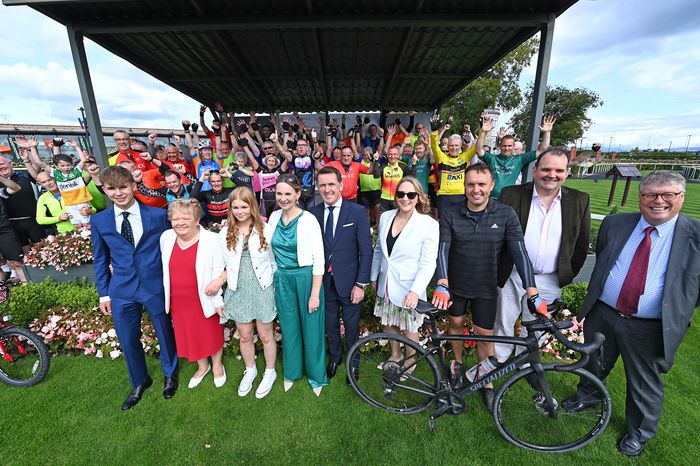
xmin=113 ymin=130 xmax=129 ymax=138
xmin=639 ymin=170 xmax=686 ymax=193
xmin=448 ymin=134 xmax=463 ymax=145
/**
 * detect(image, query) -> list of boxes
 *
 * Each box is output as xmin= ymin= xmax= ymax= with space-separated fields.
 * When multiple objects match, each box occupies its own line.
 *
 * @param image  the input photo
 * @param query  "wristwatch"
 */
xmin=355 ymin=283 xmax=368 ymax=290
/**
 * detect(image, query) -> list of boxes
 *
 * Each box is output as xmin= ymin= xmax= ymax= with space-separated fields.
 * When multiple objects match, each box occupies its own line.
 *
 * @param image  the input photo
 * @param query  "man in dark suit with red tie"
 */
xmin=310 ymin=166 xmax=373 ymax=384
xmin=565 ymin=171 xmax=700 ymax=456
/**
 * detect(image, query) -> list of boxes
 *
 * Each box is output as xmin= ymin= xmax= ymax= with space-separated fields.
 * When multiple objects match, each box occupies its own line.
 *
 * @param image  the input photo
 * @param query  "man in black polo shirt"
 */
xmin=432 ymin=163 xmax=546 ymax=411
xmin=0 ymin=155 xmax=44 ymax=246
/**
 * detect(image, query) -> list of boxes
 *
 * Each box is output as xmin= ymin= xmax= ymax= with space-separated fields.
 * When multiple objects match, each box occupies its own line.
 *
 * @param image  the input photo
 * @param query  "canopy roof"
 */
xmin=5 ymin=0 xmax=576 ymax=112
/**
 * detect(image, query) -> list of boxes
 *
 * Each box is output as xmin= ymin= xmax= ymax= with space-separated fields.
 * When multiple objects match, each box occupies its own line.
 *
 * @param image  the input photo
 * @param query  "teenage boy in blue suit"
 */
xmin=91 ymin=165 xmax=178 ymax=410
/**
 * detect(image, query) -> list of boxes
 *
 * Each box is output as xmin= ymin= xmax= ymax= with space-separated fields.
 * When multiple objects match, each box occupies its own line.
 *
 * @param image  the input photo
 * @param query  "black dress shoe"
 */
xmin=561 ymin=395 xmax=602 ymax=412
xmin=326 ymin=361 xmax=340 ymax=379
xmin=481 ymin=387 xmax=495 ymax=412
xmin=346 ymin=367 xmax=359 ymax=386
xmin=163 ymin=376 xmax=179 ymax=399
xmin=121 ymin=378 xmax=153 ymax=411
xmin=618 ymin=434 xmax=646 ymax=456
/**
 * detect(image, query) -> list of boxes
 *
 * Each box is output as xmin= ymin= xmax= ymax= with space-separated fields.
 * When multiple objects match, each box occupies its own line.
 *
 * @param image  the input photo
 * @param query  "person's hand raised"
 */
xmin=539 ymin=115 xmax=556 ymax=133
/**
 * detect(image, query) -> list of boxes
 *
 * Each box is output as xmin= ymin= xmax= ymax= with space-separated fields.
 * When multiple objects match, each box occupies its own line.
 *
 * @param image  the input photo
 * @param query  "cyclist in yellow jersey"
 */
xmin=429 ymin=114 xmax=476 ymax=216
xmin=372 ymin=145 xmax=415 ymax=213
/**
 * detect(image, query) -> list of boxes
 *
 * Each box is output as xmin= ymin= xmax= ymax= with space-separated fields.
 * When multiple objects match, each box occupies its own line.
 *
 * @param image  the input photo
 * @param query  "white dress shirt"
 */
xmin=323 ymin=197 xmax=343 ymax=237
xmin=523 ymin=187 xmax=562 ymax=274
xmin=114 ymin=202 xmax=143 ymax=247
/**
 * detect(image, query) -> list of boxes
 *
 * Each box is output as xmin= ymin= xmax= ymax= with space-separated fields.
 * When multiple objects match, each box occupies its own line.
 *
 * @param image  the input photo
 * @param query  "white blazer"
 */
xmin=371 ymin=209 xmax=439 ymax=306
xmin=160 ymin=226 xmax=224 ymax=318
xmin=268 ymin=209 xmax=325 ymax=276
xmin=218 ymin=224 xmax=277 ymax=291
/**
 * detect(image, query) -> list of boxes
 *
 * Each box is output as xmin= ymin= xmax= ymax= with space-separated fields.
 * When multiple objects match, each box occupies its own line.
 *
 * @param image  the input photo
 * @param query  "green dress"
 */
xmin=271 ymin=212 xmax=328 ymax=389
xmin=221 ymin=247 xmax=276 ymax=324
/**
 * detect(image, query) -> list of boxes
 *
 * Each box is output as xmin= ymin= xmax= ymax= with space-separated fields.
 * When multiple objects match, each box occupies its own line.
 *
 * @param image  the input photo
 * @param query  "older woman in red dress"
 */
xmin=160 ymin=199 xmax=227 ymax=388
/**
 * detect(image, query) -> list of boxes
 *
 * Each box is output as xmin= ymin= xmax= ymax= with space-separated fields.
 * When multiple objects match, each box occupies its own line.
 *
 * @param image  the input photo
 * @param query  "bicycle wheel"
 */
xmin=0 ymin=327 xmax=51 ymax=387
xmin=346 ymin=333 xmax=440 ymax=414
xmin=493 ymin=366 xmax=611 ymax=452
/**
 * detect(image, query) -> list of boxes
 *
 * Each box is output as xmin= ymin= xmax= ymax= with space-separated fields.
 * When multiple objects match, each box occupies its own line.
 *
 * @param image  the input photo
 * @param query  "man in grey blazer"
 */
xmin=494 ymin=148 xmax=590 ymax=361
xmin=565 ymin=171 xmax=699 ymax=456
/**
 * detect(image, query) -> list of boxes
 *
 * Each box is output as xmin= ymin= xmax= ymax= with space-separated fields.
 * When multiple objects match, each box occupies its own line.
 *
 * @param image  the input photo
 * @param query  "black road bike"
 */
xmin=346 ymin=300 xmax=610 ymax=453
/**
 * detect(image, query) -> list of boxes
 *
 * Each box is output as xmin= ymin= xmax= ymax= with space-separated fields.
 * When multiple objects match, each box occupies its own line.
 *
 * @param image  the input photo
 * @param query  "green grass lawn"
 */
xmin=564 ymin=178 xmax=700 ymax=220
xmin=2 ymin=312 xmax=699 ymax=465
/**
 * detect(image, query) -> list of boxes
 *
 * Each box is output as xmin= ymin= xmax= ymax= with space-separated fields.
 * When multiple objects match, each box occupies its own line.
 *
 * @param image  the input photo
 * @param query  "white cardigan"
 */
xmin=371 ymin=209 xmax=439 ymax=306
xmin=218 ymin=224 xmax=277 ymax=291
xmin=268 ymin=209 xmax=325 ymax=275
xmin=160 ymin=226 xmax=224 ymax=318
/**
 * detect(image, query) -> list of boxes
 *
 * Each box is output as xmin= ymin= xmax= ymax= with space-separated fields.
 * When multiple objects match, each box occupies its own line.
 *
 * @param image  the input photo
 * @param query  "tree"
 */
xmin=440 ymin=37 xmax=539 ymax=130
xmin=510 ymin=85 xmax=603 ymax=146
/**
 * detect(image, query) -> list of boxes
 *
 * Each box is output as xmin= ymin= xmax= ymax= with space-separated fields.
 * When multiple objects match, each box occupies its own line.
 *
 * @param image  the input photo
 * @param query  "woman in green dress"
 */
xmin=267 ymin=174 xmax=328 ymax=396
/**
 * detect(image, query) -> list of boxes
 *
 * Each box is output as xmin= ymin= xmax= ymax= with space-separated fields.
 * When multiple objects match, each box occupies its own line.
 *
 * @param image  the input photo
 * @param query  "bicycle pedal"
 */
xmin=427 ymin=418 xmax=436 ymax=432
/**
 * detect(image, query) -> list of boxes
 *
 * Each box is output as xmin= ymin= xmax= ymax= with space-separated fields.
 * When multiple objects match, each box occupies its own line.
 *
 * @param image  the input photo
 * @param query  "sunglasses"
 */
xmin=396 ymin=191 xmax=418 ymax=200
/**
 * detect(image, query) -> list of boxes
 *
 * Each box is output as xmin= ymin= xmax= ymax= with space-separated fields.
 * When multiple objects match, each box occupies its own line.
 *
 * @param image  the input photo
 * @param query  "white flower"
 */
xmin=96 ymin=350 xmax=104 ymax=359
xmin=233 ymin=330 xmax=240 ymax=340
xmin=107 ymin=328 xmax=117 ymax=338
xmin=274 ymin=332 xmax=282 ymax=342
xmin=562 ymin=309 xmax=571 ymax=317
xmin=80 ymin=229 xmax=91 ymax=239
xmin=378 ymin=339 xmax=388 ymax=347
xmin=109 ymin=349 xmax=121 ymax=359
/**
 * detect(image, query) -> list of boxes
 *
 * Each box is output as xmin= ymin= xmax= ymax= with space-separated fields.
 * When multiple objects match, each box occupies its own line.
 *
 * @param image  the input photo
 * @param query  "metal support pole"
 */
xmin=66 ymin=24 xmax=107 ymax=167
xmin=523 ymin=13 xmax=555 ymax=182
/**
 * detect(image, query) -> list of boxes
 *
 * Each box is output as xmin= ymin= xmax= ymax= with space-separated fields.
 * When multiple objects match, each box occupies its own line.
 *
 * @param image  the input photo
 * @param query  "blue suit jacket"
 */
xmin=310 ymin=200 xmax=373 ymax=297
xmin=90 ymin=203 xmax=170 ymax=301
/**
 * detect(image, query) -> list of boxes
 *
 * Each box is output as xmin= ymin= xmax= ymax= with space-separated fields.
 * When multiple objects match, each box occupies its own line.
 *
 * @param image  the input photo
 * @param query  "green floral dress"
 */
xmin=221 ymin=246 xmax=276 ymax=324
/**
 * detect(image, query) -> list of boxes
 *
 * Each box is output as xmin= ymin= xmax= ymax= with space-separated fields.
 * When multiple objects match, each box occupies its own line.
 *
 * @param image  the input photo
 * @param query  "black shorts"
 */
xmin=9 ymin=218 xmax=44 ymax=245
xmin=0 ymin=231 xmax=24 ymax=261
xmin=380 ymin=198 xmax=395 ymax=213
xmin=447 ymin=295 xmax=497 ymax=330
xmin=358 ymin=190 xmax=381 ymax=208
xmin=436 ymin=194 xmax=464 ymax=217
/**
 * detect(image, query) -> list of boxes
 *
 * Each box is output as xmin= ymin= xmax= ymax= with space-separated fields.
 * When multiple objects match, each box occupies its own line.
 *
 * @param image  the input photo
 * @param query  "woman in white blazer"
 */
xmin=205 ymin=187 xmax=279 ymax=399
xmin=160 ymin=199 xmax=226 ymax=389
xmin=268 ymin=174 xmax=328 ymax=396
xmin=371 ymin=177 xmax=439 ymax=362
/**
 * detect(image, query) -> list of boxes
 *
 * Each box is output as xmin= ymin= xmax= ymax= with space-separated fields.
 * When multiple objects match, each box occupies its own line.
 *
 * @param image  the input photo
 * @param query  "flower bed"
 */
xmin=24 ymin=229 xmax=94 ymax=271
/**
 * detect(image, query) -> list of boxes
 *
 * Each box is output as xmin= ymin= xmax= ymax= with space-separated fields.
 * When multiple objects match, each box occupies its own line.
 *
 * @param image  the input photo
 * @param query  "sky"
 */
xmin=0 ymin=0 xmax=699 ymax=151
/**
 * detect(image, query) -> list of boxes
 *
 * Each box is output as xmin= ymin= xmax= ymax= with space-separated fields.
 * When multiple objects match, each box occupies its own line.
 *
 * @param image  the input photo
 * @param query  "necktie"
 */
xmin=616 ymin=226 xmax=655 ymax=316
xmin=121 ymin=211 xmax=135 ymax=246
xmin=325 ymin=205 xmax=335 ymax=243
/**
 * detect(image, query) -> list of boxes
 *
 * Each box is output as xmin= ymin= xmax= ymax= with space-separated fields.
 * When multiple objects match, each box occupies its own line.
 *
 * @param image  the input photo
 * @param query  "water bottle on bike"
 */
xmin=465 ymin=356 xmax=499 ymax=383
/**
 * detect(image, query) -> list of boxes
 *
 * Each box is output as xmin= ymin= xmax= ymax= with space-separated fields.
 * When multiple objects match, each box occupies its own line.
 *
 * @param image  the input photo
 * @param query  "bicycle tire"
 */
xmin=0 ymin=326 xmax=51 ymax=387
xmin=346 ymin=333 xmax=440 ymax=414
xmin=493 ymin=365 xmax=611 ymax=452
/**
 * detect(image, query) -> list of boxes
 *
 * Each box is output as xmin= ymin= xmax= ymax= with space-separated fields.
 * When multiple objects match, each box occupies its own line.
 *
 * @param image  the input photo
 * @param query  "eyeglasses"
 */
xmin=639 ymin=192 xmax=683 ymax=201
xmin=396 ymin=191 xmax=418 ymax=200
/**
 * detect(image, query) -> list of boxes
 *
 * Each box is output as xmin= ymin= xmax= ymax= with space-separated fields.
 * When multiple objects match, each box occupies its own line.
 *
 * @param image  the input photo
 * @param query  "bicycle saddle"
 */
xmin=414 ymin=300 xmax=440 ymax=315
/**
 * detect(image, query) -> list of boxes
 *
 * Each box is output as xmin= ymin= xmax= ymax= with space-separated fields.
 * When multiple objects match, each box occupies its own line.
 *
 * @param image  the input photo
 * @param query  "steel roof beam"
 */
xmin=75 ymin=13 xmax=548 ymax=34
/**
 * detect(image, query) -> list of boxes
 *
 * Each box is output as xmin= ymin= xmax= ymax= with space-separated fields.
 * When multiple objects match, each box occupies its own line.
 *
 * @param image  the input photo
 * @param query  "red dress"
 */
xmin=169 ymin=241 xmax=224 ymax=361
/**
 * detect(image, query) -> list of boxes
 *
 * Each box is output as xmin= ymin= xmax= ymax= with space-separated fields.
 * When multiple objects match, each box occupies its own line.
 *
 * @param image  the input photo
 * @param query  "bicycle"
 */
xmin=346 ymin=299 xmax=611 ymax=453
xmin=0 ymin=278 xmax=51 ymax=387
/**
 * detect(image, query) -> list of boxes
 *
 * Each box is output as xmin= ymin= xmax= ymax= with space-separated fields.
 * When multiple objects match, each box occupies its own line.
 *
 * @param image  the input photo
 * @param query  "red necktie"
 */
xmin=616 ymin=226 xmax=655 ymax=316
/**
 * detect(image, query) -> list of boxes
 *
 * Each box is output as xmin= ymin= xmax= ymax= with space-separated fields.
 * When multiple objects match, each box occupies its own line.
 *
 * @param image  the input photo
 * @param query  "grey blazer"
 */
xmin=580 ymin=212 xmax=700 ymax=366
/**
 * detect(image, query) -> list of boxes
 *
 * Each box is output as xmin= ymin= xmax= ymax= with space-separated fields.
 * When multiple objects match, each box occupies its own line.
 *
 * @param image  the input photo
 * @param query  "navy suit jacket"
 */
xmin=581 ymin=212 xmax=700 ymax=366
xmin=310 ymin=200 xmax=373 ymax=297
xmin=90 ymin=203 xmax=170 ymax=302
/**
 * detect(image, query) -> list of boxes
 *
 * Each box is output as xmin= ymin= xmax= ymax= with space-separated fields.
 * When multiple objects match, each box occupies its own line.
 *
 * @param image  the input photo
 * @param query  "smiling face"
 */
xmin=464 ymin=169 xmax=494 ymax=211
xmin=275 ymin=180 xmax=301 ymax=211
xmin=532 ymin=153 xmax=568 ymax=196
xmin=165 ymin=146 xmax=179 ymax=162
xmin=113 ymin=132 xmax=130 ymax=153
xmin=165 ymin=173 xmax=182 ymax=193
xmin=209 ymin=173 xmax=223 ymax=192
xmin=395 ymin=179 xmax=419 ymax=214
xmin=318 ymin=172 xmax=342 ymax=206
xmin=447 ymin=137 xmax=461 ymax=157
xmin=387 ymin=147 xmax=400 ymax=165
xmin=229 ymin=197 xmax=252 ymax=224
xmin=0 ymin=157 xmax=14 ymax=177
xmin=499 ymin=136 xmax=515 ymax=157
xmin=341 ymin=147 xmax=354 ymax=165
xmin=103 ymin=180 xmax=136 ymax=210
xmin=170 ymin=209 xmax=199 ymax=240
xmin=36 ymin=172 xmax=58 ymax=193
xmin=639 ymin=183 xmax=685 ymax=226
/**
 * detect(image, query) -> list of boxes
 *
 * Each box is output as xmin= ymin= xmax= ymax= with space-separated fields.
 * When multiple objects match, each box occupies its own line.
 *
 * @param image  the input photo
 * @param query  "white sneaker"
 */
xmin=237 ymin=367 xmax=258 ymax=396
xmin=255 ymin=369 xmax=277 ymax=399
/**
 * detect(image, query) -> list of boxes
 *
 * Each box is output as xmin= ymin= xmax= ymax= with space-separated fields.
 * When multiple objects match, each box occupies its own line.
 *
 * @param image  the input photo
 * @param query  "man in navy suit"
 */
xmin=311 ymin=166 xmax=373 ymax=384
xmin=91 ymin=166 xmax=179 ymax=410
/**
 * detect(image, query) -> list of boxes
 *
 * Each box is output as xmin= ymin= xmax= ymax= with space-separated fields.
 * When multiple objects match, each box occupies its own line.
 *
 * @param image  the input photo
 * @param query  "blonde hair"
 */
xmin=395 ymin=176 xmax=431 ymax=215
xmin=167 ymin=198 xmax=202 ymax=220
xmin=225 ymin=187 xmax=268 ymax=252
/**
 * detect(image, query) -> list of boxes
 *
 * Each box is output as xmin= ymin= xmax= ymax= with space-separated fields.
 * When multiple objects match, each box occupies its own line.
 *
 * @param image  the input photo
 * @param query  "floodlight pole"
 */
xmin=67 ymin=24 xmax=107 ymax=168
xmin=523 ymin=13 xmax=555 ymax=182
